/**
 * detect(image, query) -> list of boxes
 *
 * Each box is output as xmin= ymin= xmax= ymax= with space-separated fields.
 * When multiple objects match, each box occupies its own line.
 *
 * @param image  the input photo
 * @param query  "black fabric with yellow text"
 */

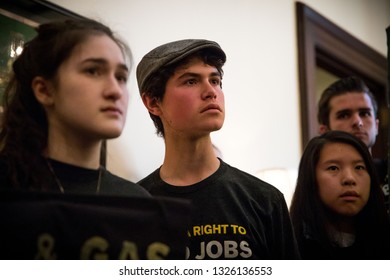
xmin=0 ymin=190 xmax=191 ymax=260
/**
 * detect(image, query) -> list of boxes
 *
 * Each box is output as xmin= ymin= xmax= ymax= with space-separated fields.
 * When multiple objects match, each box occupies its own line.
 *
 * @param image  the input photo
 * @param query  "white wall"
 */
xmin=48 ymin=0 xmax=390 ymax=202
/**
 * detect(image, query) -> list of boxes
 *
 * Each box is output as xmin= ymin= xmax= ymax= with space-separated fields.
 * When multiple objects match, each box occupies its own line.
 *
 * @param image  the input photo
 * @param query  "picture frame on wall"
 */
xmin=0 ymin=0 xmax=85 ymax=101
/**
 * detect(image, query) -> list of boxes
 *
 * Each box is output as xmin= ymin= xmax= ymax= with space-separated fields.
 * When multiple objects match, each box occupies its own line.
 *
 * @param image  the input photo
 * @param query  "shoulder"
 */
xmin=137 ymin=168 xmax=161 ymax=192
xmin=220 ymin=161 xmax=286 ymax=202
xmin=222 ymin=161 xmax=282 ymax=191
xmin=102 ymin=170 xmax=151 ymax=197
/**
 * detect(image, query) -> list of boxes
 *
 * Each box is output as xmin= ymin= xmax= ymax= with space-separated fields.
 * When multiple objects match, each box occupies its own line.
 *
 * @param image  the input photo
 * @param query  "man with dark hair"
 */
xmin=317 ymin=76 xmax=389 ymax=212
xmin=136 ymin=39 xmax=300 ymax=259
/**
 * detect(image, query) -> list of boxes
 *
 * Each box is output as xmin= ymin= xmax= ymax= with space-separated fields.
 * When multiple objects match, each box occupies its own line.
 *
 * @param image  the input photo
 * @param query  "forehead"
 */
xmin=329 ymin=92 xmax=374 ymax=112
xmin=67 ymin=34 xmax=125 ymax=64
xmin=319 ymin=142 xmax=362 ymax=161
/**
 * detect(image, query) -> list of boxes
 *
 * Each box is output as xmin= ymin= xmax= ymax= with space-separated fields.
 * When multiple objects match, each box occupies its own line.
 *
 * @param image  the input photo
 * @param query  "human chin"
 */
xmin=208 ymin=120 xmax=224 ymax=132
xmin=101 ymin=124 xmax=125 ymax=139
xmin=358 ymin=137 xmax=371 ymax=147
xmin=336 ymin=204 xmax=364 ymax=217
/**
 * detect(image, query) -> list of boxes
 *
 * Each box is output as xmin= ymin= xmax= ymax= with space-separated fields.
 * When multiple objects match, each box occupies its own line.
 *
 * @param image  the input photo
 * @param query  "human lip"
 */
xmin=340 ymin=191 xmax=360 ymax=200
xmin=200 ymin=104 xmax=222 ymax=113
xmin=352 ymin=131 xmax=367 ymax=138
xmin=101 ymin=106 xmax=123 ymax=115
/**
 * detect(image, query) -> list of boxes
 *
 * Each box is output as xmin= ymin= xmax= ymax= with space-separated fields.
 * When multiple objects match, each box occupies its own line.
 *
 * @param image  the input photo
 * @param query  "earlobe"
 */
xmin=32 ymin=76 xmax=54 ymax=106
xmin=318 ymin=124 xmax=329 ymax=135
xmin=141 ymin=93 xmax=161 ymax=116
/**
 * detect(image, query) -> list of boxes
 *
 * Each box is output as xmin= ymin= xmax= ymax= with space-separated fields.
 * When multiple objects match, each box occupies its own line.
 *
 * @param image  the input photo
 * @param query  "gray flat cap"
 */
xmin=136 ymin=39 xmax=226 ymax=93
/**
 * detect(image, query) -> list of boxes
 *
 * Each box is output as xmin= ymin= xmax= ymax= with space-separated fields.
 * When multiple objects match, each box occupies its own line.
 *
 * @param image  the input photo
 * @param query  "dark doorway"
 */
xmin=296 ymin=2 xmax=388 ymax=160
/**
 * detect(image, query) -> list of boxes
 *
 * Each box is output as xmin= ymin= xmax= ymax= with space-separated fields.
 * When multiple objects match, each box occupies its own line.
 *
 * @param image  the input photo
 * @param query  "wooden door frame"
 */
xmin=296 ymin=1 xmax=388 ymax=158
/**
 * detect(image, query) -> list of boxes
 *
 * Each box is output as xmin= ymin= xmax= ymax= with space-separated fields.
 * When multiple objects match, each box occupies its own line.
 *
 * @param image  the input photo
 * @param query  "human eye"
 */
xmin=336 ymin=112 xmax=350 ymax=120
xmin=185 ymin=78 xmax=197 ymax=86
xmin=84 ymin=66 xmax=101 ymax=77
xmin=211 ymin=77 xmax=221 ymax=86
xmin=360 ymin=110 xmax=372 ymax=118
xmin=355 ymin=164 xmax=367 ymax=171
xmin=326 ymin=165 xmax=339 ymax=172
xmin=116 ymin=71 xmax=128 ymax=83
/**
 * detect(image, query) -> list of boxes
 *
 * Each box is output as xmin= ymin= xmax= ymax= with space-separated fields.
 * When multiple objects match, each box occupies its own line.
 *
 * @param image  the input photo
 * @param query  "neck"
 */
xmin=161 ymin=135 xmax=220 ymax=186
xmin=325 ymin=216 xmax=356 ymax=247
xmin=46 ymin=158 xmax=103 ymax=194
xmin=46 ymin=130 xmax=102 ymax=169
xmin=325 ymin=212 xmax=356 ymax=234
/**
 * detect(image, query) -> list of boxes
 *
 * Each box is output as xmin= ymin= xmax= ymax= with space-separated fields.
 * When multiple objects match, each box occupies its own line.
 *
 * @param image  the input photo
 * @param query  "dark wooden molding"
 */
xmin=0 ymin=0 xmax=85 ymax=25
xmin=296 ymin=2 xmax=388 ymax=158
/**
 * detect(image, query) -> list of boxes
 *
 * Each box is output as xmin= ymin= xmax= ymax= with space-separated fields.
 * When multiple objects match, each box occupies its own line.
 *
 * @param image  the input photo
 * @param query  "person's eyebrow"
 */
xmin=335 ymin=107 xmax=372 ymax=116
xmin=335 ymin=109 xmax=352 ymax=114
xmin=177 ymin=71 xmax=221 ymax=80
xmin=81 ymin=58 xmax=129 ymax=72
xmin=320 ymin=158 xmax=365 ymax=166
xmin=358 ymin=107 xmax=373 ymax=112
xmin=177 ymin=72 xmax=200 ymax=79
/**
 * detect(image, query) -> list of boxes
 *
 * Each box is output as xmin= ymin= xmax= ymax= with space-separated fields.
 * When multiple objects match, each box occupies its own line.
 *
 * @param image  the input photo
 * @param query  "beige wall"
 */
xmin=48 ymin=0 xmax=390 ymax=202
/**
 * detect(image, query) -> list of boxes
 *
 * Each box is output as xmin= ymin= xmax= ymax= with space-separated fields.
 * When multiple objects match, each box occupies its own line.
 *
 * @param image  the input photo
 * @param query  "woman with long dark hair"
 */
xmin=0 ymin=19 xmax=148 ymax=197
xmin=290 ymin=130 xmax=390 ymax=259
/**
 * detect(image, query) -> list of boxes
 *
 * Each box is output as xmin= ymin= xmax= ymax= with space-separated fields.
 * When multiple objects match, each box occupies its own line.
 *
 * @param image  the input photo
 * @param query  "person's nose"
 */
xmin=201 ymin=81 xmax=217 ymax=100
xmin=352 ymin=113 xmax=363 ymax=129
xmin=103 ymin=75 xmax=124 ymax=100
xmin=341 ymin=168 xmax=357 ymax=187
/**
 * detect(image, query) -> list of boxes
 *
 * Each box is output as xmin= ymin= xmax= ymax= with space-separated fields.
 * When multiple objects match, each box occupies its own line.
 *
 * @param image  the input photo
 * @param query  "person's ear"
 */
xmin=141 ymin=93 xmax=162 ymax=116
xmin=318 ymin=124 xmax=329 ymax=134
xmin=32 ymin=76 xmax=54 ymax=107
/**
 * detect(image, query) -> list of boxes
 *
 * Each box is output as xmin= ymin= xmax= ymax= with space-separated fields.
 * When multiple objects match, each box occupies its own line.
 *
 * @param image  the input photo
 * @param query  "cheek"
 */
xmin=317 ymin=174 xmax=338 ymax=204
xmin=178 ymin=94 xmax=194 ymax=107
xmin=120 ymin=106 xmax=129 ymax=123
xmin=329 ymin=121 xmax=348 ymax=130
xmin=166 ymin=95 xmax=192 ymax=117
xmin=121 ymin=92 xmax=130 ymax=111
xmin=318 ymin=186 xmax=337 ymax=206
xmin=219 ymin=93 xmax=225 ymax=109
xmin=54 ymin=78 xmax=88 ymax=109
xmin=171 ymin=105 xmax=191 ymax=121
xmin=359 ymin=176 xmax=371 ymax=203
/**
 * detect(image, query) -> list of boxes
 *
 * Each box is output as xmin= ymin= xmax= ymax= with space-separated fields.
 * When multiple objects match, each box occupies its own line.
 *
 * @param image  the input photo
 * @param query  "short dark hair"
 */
xmin=317 ymin=76 xmax=378 ymax=126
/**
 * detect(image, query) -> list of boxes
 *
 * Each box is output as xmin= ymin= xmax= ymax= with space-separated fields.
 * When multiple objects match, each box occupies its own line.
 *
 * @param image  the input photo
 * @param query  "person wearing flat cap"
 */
xmin=136 ymin=39 xmax=300 ymax=259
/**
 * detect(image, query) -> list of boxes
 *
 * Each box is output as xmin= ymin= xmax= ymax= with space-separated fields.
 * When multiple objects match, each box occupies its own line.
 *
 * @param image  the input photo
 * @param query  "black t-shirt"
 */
xmin=138 ymin=159 xmax=300 ymax=259
xmin=0 ymin=156 xmax=150 ymax=197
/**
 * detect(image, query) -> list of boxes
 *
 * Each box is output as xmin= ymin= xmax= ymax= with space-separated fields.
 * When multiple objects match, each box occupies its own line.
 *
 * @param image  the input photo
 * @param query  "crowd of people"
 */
xmin=1 ymin=18 xmax=389 ymax=260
